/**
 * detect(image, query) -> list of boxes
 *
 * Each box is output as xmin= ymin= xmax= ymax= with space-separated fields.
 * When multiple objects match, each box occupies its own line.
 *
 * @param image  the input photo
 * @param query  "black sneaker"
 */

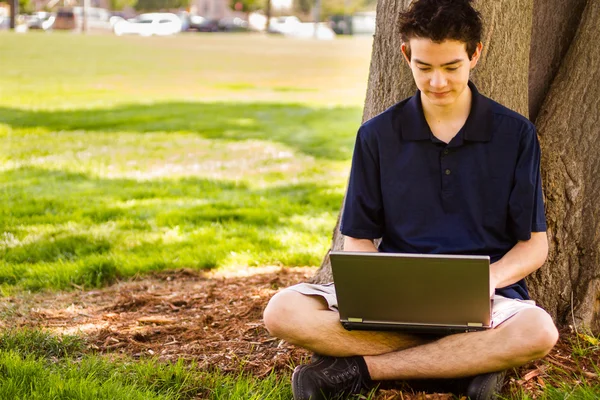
xmin=292 ymin=356 xmax=372 ymax=400
xmin=466 ymin=370 xmax=506 ymax=400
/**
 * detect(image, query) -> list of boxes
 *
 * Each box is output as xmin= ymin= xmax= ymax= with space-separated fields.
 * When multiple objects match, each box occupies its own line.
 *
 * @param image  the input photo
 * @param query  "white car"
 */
xmin=268 ymin=16 xmax=302 ymax=35
xmin=113 ymin=13 xmax=182 ymax=36
xmin=268 ymin=16 xmax=336 ymax=40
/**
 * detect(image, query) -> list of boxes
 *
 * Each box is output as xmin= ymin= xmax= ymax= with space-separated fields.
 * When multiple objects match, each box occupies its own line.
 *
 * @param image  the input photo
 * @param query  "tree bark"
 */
xmin=470 ymin=0 xmax=533 ymax=118
xmin=312 ymin=0 xmax=534 ymax=284
xmin=528 ymin=0 xmax=587 ymax=122
xmin=529 ymin=0 xmax=600 ymax=331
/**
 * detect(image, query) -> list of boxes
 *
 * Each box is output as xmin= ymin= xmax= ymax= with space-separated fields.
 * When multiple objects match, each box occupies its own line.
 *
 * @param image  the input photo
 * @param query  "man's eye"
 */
xmin=418 ymin=67 xmax=430 ymax=71
xmin=447 ymin=67 xmax=459 ymax=71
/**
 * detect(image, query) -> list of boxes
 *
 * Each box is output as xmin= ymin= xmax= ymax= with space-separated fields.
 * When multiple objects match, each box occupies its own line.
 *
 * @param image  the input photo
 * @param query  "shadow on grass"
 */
xmin=0 ymin=101 xmax=362 ymax=160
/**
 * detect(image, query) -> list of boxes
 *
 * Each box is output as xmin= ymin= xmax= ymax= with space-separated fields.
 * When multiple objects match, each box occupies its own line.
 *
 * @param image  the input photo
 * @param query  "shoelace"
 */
xmin=323 ymin=364 xmax=359 ymax=384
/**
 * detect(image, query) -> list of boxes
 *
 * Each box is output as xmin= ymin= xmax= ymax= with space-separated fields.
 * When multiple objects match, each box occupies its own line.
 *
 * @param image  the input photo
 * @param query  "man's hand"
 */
xmin=488 ymin=232 xmax=549 ymax=298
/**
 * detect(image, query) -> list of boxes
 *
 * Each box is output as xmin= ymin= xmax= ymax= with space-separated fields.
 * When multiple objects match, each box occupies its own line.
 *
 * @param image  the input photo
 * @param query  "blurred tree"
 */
xmin=230 ymin=0 xmax=265 ymax=12
xmin=293 ymin=0 xmax=311 ymax=14
xmin=321 ymin=0 xmax=369 ymax=17
xmin=18 ymin=0 xmax=33 ymax=14
xmin=293 ymin=0 xmax=375 ymax=19
xmin=134 ymin=0 xmax=190 ymax=11
xmin=110 ymin=0 xmax=137 ymax=11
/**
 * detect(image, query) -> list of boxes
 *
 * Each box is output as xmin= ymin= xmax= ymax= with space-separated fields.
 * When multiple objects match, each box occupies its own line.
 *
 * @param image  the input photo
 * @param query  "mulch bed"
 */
xmin=1 ymin=266 xmax=598 ymax=399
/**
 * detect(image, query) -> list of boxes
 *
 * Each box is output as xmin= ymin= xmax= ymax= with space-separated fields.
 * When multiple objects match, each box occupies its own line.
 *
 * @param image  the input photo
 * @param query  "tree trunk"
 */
xmin=529 ymin=0 xmax=600 ymax=331
xmin=470 ymin=0 xmax=533 ymax=118
xmin=312 ymin=0 xmax=535 ymax=284
xmin=528 ymin=0 xmax=587 ymax=122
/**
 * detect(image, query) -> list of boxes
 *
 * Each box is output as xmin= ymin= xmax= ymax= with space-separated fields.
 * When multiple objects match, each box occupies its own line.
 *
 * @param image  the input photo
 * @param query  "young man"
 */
xmin=263 ymin=0 xmax=559 ymax=399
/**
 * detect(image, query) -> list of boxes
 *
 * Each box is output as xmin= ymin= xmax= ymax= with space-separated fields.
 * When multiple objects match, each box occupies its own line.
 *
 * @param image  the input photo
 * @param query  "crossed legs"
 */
xmin=263 ymin=289 xmax=559 ymax=380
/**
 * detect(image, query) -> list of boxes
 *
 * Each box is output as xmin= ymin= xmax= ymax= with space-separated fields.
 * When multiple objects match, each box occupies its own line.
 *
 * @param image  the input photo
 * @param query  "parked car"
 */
xmin=268 ymin=16 xmax=301 ymax=35
xmin=113 ymin=13 xmax=182 ymax=36
xmin=268 ymin=16 xmax=336 ymax=40
xmin=188 ymin=14 xmax=218 ymax=32
xmin=218 ymin=16 xmax=248 ymax=32
xmin=27 ymin=12 xmax=55 ymax=30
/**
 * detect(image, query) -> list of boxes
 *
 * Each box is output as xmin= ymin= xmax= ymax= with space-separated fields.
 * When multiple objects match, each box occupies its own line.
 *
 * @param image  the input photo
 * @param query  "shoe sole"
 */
xmin=291 ymin=365 xmax=302 ymax=400
xmin=291 ymin=364 xmax=327 ymax=400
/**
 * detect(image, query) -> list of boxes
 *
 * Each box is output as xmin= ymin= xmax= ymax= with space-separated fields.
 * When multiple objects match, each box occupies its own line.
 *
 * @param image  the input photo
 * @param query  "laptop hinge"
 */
xmin=467 ymin=322 xmax=483 ymax=327
xmin=348 ymin=317 xmax=363 ymax=323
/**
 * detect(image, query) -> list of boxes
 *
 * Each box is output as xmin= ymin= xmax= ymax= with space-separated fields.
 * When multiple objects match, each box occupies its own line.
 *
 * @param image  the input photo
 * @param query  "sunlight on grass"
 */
xmin=1 ymin=42 xmax=362 ymax=290
xmin=1 ymin=33 xmax=365 ymax=298
xmin=3 ymin=129 xmax=349 ymax=184
xmin=0 ymin=32 xmax=372 ymax=109
xmin=0 ymin=350 xmax=294 ymax=400
xmin=0 ymin=328 xmax=293 ymax=400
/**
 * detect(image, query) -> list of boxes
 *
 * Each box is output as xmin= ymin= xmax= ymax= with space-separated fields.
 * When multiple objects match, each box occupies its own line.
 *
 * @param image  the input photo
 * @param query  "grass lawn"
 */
xmin=1 ymin=31 xmax=598 ymax=399
xmin=1 ymin=31 xmax=372 ymax=293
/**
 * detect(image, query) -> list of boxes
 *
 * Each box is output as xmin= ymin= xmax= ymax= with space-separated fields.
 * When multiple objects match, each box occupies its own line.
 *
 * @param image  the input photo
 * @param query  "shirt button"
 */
xmin=443 ymin=149 xmax=449 ymax=155
xmin=445 ymin=169 xmax=451 ymax=175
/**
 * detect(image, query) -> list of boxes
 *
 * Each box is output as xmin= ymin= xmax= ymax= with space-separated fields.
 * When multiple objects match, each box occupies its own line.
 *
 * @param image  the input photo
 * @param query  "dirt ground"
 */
xmin=1 ymin=267 xmax=598 ymax=399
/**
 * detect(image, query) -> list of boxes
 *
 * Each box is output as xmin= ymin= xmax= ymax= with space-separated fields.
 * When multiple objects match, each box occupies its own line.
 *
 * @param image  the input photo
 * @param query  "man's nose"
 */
xmin=430 ymin=70 xmax=447 ymax=88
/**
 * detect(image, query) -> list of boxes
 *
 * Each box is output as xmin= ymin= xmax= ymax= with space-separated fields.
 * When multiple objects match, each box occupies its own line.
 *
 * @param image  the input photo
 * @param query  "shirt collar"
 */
xmin=400 ymin=81 xmax=493 ymax=143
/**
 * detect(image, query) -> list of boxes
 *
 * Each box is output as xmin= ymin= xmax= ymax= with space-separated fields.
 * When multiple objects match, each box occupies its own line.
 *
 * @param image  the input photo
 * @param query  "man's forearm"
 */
xmin=490 ymin=231 xmax=549 ymax=290
xmin=343 ymin=236 xmax=379 ymax=252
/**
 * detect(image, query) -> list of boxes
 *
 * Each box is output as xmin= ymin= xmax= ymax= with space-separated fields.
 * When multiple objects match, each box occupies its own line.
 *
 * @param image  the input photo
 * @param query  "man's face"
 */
xmin=401 ymin=38 xmax=481 ymax=109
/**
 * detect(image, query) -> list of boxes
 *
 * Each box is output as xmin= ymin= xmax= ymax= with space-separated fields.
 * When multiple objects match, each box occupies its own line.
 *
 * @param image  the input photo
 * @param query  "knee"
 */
xmin=263 ymin=289 xmax=298 ymax=338
xmin=517 ymin=308 xmax=559 ymax=359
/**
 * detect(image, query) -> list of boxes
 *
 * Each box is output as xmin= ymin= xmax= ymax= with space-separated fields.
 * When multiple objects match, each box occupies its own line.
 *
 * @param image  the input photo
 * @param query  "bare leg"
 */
xmin=365 ymin=307 xmax=559 ymax=380
xmin=264 ymin=289 xmax=559 ymax=379
xmin=263 ymin=289 xmax=428 ymax=356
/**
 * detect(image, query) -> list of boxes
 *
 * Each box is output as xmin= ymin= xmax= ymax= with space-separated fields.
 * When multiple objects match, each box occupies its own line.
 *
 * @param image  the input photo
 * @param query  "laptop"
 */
xmin=329 ymin=251 xmax=492 ymax=334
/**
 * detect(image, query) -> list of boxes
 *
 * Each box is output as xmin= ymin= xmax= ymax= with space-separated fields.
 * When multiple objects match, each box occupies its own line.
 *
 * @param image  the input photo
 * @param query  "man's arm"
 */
xmin=344 ymin=236 xmax=379 ymax=252
xmin=489 ymin=231 xmax=549 ymax=296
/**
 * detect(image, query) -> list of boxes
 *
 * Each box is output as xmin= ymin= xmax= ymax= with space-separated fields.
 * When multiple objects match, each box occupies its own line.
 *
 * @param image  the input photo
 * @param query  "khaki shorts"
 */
xmin=286 ymin=282 xmax=540 ymax=328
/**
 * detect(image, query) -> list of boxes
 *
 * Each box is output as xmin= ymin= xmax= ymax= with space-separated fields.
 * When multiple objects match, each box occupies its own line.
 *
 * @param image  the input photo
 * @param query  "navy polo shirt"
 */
xmin=341 ymin=82 xmax=547 ymax=300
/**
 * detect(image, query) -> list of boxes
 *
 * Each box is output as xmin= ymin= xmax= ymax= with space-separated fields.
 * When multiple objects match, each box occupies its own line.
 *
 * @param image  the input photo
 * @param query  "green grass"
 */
xmin=0 ymin=352 xmax=295 ymax=399
xmin=0 ymin=32 xmax=372 ymax=108
xmin=506 ymin=379 xmax=600 ymax=400
xmin=0 ymin=32 xmax=371 ymax=293
xmin=0 ymin=330 xmax=293 ymax=400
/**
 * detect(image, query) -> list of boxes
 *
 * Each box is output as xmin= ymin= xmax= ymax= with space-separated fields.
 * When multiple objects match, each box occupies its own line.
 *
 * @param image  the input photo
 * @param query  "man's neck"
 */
xmin=421 ymin=87 xmax=472 ymax=143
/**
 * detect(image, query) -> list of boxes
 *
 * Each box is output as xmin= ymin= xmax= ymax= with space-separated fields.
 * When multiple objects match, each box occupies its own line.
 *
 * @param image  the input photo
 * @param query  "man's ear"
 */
xmin=401 ymin=43 xmax=411 ymax=65
xmin=470 ymin=42 xmax=483 ymax=69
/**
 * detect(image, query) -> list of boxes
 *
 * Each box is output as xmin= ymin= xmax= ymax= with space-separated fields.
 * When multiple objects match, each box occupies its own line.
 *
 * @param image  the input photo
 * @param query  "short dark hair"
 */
xmin=399 ymin=0 xmax=483 ymax=60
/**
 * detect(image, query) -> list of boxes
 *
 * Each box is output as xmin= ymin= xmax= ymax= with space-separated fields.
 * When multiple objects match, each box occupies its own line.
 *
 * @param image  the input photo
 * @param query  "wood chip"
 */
xmin=3 ymin=267 xmax=599 ymax=400
xmin=523 ymin=369 xmax=542 ymax=381
xmin=137 ymin=316 xmax=175 ymax=325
